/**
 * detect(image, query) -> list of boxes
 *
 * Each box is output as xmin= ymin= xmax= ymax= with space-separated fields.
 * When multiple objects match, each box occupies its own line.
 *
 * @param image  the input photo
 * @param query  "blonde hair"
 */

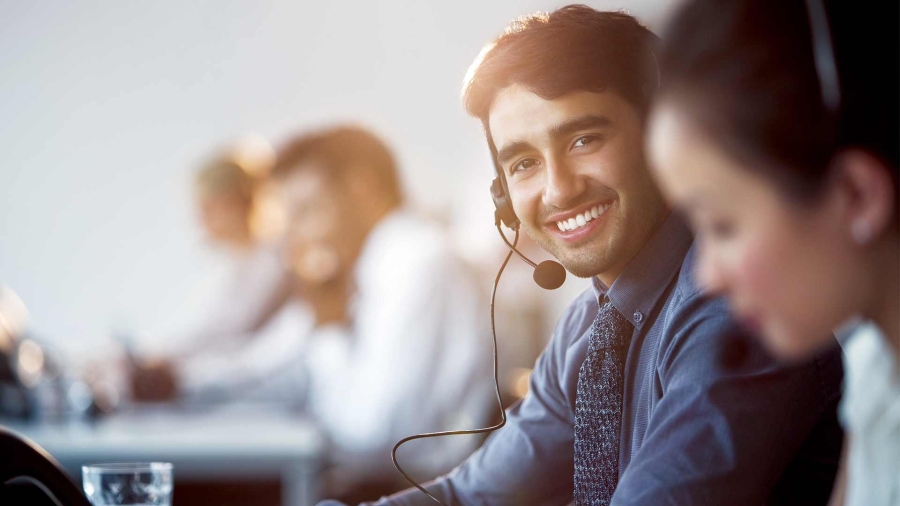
xmin=195 ymin=137 xmax=281 ymax=240
xmin=195 ymin=157 xmax=256 ymax=201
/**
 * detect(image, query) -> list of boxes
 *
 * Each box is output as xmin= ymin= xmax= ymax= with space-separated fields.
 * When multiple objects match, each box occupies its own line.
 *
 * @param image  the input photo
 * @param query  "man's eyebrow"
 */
xmin=548 ymin=114 xmax=613 ymax=140
xmin=496 ymin=140 xmax=533 ymax=166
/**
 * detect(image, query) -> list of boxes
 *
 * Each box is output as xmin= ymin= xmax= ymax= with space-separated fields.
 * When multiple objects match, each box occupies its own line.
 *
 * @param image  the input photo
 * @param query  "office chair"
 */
xmin=0 ymin=426 xmax=92 ymax=506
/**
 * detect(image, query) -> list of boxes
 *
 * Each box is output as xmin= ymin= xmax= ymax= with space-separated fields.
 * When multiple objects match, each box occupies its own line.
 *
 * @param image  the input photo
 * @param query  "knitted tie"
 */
xmin=573 ymin=296 xmax=633 ymax=506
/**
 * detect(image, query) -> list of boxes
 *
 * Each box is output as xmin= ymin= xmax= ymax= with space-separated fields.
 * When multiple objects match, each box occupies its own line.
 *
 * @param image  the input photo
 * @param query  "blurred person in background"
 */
xmin=648 ymin=0 xmax=898 ymax=504
xmin=270 ymin=125 xmax=493 ymax=501
xmin=326 ymin=6 xmax=843 ymax=505
xmin=129 ymin=141 xmax=306 ymax=402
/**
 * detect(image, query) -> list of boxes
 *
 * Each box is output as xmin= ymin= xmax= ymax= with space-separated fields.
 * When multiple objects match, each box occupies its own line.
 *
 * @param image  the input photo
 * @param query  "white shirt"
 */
xmin=186 ymin=243 xmax=294 ymax=350
xmin=839 ymin=322 xmax=900 ymax=506
xmin=304 ymin=210 xmax=494 ymax=477
xmin=175 ymin=244 xmax=310 ymax=400
xmin=178 ymin=300 xmax=314 ymax=402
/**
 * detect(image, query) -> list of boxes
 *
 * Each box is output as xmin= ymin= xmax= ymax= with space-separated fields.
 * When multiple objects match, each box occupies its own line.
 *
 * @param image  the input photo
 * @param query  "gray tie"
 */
xmin=573 ymin=296 xmax=633 ymax=506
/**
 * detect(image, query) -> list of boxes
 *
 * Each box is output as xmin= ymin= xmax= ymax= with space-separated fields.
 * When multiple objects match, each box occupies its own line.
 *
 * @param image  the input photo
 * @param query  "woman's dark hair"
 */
xmin=658 ymin=0 xmax=899 ymax=200
xmin=272 ymin=125 xmax=403 ymax=207
xmin=462 ymin=5 xmax=660 ymax=123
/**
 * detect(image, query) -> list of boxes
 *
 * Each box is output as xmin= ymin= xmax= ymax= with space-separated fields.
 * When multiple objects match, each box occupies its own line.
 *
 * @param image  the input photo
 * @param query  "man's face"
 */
xmin=488 ymin=86 xmax=668 ymax=281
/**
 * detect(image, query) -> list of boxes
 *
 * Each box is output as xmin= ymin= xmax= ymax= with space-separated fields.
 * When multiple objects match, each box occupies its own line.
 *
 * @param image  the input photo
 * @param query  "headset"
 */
xmin=490 ymin=163 xmax=569 ymax=291
xmin=804 ymin=0 xmax=841 ymax=115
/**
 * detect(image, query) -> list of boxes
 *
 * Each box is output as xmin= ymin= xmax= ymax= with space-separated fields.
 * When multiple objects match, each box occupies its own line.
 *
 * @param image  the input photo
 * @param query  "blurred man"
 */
xmin=325 ymin=6 xmax=844 ymax=505
xmin=270 ymin=125 xmax=493 ymax=498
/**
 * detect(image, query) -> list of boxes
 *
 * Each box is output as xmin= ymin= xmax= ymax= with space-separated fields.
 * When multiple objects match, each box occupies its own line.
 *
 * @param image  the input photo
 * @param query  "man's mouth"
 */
xmin=545 ymin=201 xmax=613 ymax=242
xmin=552 ymin=202 xmax=611 ymax=232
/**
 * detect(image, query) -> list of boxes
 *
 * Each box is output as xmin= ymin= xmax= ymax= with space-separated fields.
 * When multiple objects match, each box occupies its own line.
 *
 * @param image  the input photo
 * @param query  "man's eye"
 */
xmin=510 ymin=158 xmax=539 ymax=175
xmin=572 ymin=136 xmax=597 ymax=149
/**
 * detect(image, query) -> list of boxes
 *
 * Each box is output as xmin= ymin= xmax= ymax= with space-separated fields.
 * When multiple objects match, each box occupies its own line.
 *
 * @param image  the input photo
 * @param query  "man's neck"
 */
xmin=595 ymin=209 xmax=673 ymax=289
xmin=596 ymin=269 xmax=623 ymax=291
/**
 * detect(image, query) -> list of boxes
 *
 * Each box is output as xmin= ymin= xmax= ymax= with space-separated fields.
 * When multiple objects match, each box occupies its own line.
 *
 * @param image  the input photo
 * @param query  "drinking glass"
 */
xmin=82 ymin=463 xmax=173 ymax=506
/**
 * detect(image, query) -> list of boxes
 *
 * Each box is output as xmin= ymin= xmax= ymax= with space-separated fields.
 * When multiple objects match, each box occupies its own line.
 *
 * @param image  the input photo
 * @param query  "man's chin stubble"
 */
xmin=559 ymin=254 xmax=610 ymax=279
xmin=541 ymin=236 xmax=611 ymax=279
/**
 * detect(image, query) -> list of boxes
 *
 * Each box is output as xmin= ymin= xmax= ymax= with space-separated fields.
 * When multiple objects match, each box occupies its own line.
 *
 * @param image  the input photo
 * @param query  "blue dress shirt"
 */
xmin=323 ymin=213 xmax=844 ymax=505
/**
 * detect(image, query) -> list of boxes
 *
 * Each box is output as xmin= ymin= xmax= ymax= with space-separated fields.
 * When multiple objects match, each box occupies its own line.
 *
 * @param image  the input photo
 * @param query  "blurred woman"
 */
xmin=647 ymin=1 xmax=898 ymax=505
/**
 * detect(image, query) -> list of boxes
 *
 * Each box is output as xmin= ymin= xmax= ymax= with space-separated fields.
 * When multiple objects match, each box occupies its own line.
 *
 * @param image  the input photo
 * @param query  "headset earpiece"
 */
xmin=490 ymin=176 xmax=520 ymax=230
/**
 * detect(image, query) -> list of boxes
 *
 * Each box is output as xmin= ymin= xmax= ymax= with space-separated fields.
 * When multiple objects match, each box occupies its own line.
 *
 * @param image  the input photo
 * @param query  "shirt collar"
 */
xmin=590 ymin=212 xmax=693 ymax=328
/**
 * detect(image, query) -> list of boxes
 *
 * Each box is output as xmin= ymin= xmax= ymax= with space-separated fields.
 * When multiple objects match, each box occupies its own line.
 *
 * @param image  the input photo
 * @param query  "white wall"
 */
xmin=0 ymin=0 xmax=678 ymax=360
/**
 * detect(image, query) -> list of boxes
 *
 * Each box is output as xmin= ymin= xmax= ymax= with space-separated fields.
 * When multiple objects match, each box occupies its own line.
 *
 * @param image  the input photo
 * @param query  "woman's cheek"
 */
xmin=732 ymin=231 xmax=786 ymax=311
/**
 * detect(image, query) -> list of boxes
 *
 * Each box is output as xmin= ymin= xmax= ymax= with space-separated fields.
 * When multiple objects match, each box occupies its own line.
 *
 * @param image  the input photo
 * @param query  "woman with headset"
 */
xmin=647 ymin=0 xmax=898 ymax=505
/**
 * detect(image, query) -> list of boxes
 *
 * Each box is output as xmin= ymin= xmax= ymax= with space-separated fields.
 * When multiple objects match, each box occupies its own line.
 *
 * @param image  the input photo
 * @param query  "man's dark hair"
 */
xmin=272 ymin=125 xmax=403 ymax=207
xmin=462 ymin=5 xmax=660 ymax=125
xmin=658 ymin=0 xmax=899 ymax=201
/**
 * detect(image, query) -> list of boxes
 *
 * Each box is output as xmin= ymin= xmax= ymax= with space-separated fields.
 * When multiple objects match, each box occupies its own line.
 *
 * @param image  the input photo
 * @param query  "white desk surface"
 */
xmin=3 ymin=404 xmax=325 ymax=505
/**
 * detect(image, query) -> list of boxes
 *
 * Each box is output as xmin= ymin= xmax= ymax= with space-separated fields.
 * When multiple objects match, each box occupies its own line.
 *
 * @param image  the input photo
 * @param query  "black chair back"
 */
xmin=0 ymin=426 xmax=92 ymax=506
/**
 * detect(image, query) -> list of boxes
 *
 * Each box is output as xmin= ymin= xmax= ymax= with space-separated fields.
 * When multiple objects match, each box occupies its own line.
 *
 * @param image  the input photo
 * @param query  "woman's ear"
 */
xmin=830 ymin=149 xmax=897 ymax=245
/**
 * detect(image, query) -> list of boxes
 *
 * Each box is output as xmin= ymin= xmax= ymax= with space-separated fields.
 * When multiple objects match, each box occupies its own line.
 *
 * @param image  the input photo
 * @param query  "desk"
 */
xmin=4 ymin=406 xmax=324 ymax=506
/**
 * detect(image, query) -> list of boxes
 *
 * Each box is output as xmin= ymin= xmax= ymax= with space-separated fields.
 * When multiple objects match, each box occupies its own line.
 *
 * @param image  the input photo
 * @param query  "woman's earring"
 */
xmin=851 ymin=220 xmax=873 ymax=245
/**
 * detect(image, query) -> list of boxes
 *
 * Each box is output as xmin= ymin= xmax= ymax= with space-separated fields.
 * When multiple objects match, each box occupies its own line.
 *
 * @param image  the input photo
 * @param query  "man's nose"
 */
xmin=542 ymin=158 xmax=586 ymax=209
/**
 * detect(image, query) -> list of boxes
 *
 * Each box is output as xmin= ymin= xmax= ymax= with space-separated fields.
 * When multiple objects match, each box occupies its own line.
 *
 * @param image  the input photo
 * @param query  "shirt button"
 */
xmin=633 ymin=311 xmax=643 ymax=323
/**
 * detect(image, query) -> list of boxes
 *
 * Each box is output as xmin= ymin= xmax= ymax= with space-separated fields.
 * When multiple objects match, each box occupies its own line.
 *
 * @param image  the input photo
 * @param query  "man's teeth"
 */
xmin=556 ymin=203 xmax=610 ymax=232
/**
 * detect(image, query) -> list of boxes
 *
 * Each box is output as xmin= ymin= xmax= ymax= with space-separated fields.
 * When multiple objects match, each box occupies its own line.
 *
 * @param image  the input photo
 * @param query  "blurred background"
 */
xmin=0 ymin=1 xmax=679 ymax=504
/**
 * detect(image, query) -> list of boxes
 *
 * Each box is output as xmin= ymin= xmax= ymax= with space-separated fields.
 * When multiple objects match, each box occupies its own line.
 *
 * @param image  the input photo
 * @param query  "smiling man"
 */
xmin=322 ymin=6 xmax=844 ymax=506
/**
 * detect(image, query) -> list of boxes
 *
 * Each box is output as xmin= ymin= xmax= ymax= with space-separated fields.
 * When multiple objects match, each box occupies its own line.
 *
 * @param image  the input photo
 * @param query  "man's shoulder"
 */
xmin=655 ymin=242 xmax=737 ymax=356
xmin=662 ymin=242 xmax=736 ymax=330
xmin=669 ymin=241 xmax=706 ymax=307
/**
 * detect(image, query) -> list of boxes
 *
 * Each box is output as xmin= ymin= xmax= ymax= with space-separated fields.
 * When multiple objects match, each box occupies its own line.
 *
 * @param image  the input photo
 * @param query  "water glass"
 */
xmin=82 ymin=463 xmax=173 ymax=506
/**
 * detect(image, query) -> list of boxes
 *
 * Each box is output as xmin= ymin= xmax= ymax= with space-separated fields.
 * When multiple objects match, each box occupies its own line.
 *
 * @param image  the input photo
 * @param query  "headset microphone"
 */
xmin=490 ymin=176 xmax=566 ymax=291
xmin=533 ymin=260 xmax=567 ymax=290
xmin=495 ymin=223 xmax=565 ymax=290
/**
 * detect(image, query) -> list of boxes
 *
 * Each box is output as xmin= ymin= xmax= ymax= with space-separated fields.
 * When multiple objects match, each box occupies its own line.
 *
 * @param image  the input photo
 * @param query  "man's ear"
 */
xmin=830 ymin=149 xmax=897 ymax=245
